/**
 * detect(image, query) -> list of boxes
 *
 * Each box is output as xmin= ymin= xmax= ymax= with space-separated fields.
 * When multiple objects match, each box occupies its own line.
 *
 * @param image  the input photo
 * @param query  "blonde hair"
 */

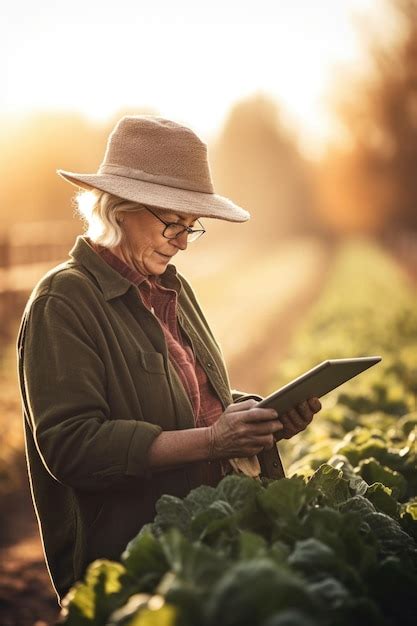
xmin=74 ymin=189 xmax=144 ymax=247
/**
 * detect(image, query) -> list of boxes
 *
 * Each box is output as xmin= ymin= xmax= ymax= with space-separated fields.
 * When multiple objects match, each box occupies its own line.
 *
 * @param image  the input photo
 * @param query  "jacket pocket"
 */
xmin=136 ymin=350 xmax=177 ymax=429
xmin=138 ymin=350 xmax=165 ymax=374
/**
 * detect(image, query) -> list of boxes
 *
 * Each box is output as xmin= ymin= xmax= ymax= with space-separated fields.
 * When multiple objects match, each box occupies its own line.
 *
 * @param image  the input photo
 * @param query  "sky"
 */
xmin=2 ymin=0 xmax=393 ymax=159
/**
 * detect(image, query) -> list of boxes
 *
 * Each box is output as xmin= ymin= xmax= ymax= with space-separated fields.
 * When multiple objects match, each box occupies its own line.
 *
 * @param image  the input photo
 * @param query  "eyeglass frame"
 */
xmin=142 ymin=204 xmax=206 ymax=242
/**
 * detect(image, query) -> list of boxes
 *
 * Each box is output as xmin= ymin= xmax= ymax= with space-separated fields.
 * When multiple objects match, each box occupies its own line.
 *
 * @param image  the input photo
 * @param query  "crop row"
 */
xmin=60 ymin=240 xmax=417 ymax=626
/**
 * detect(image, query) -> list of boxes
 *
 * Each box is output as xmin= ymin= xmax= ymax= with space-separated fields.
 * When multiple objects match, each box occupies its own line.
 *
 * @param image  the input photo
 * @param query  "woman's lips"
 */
xmin=157 ymin=252 xmax=172 ymax=259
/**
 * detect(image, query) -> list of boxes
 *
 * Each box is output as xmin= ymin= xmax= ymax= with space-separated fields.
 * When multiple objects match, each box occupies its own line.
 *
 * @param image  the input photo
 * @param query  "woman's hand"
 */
xmin=208 ymin=396 xmax=322 ymax=460
xmin=208 ymin=399 xmax=283 ymax=459
xmin=274 ymin=397 xmax=322 ymax=440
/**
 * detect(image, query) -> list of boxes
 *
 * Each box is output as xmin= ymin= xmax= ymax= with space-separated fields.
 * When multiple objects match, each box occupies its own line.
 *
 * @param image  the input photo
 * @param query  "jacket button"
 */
xmin=207 ymin=362 xmax=213 ymax=368
xmin=273 ymin=461 xmax=279 ymax=468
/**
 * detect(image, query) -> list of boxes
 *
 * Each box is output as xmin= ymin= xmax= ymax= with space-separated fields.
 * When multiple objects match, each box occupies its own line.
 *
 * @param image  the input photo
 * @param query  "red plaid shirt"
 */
xmin=88 ymin=241 xmax=225 ymax=432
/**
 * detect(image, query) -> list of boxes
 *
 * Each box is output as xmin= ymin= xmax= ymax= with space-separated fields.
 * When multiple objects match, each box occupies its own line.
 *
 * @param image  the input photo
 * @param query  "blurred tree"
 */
xmin=0 ymin=107 xmax=155 ymax=228
xmin=0 ymin=113 xmax=104 ymax=226
xmin=318 ymin=0 xmax=417 ymax=235
xmin=211 ymin=94 xmax=321 ymax=243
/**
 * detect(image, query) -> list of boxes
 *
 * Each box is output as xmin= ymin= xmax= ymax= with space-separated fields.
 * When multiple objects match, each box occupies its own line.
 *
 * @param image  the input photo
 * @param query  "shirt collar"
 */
xmin=68 ymin=235 xmax=181 ymax=301
xmin=90 ymin=241 xmax=149 ymax=287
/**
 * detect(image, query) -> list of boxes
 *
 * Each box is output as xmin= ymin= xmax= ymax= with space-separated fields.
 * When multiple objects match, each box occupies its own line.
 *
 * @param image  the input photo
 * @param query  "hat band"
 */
xmin=98 ymin=163 xmax=214 ymax=194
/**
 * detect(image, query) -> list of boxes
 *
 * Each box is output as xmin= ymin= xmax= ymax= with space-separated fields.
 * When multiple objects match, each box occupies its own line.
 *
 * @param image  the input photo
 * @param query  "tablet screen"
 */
xmin=258 ymin=356 xmax=381 ymax=415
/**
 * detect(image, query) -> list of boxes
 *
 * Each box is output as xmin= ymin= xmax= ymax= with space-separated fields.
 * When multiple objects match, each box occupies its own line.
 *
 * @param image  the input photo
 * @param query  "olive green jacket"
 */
xmin=16 ymin=235 xmax=284 ymax=604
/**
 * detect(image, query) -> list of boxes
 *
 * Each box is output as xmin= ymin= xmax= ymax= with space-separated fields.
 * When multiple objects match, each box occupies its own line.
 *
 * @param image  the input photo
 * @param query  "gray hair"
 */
xmin=74 ymin=190 xmax=144 ymax=247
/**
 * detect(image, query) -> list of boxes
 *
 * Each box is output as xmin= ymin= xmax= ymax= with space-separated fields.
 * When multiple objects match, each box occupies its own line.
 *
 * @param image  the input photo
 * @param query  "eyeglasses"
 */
xmin=143 ymin=205 xmax=206 ymax=242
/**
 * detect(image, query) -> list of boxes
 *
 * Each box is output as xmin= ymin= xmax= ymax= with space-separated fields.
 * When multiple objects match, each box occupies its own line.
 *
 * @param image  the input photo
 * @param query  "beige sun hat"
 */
xmin=57 ymin=115 xmax=250 ymax=223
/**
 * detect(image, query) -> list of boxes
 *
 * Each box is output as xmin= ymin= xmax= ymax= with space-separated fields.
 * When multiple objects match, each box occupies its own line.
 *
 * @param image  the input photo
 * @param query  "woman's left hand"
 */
xmin=274 ymin=396 xmax=322 ymax=440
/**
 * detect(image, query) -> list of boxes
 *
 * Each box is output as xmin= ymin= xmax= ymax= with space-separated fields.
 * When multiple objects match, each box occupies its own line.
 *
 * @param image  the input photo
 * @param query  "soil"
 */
xmin=0 ymin=487 xmax=62 ymax=626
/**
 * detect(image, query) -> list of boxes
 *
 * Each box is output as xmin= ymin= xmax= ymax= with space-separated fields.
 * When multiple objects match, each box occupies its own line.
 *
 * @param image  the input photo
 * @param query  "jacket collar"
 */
xmin=68 ymin=235 xmax=180 ymax=301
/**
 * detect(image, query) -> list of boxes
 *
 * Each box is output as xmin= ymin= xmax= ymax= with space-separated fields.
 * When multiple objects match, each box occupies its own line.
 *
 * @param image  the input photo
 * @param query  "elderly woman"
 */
xmin=17 ymin=115 xmax=321 ymax=605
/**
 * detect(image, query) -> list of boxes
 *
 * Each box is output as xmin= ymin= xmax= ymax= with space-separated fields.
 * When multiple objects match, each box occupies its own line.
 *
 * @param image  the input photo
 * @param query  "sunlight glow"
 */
xmin=2 ymin=0 xmax=384 ymax=158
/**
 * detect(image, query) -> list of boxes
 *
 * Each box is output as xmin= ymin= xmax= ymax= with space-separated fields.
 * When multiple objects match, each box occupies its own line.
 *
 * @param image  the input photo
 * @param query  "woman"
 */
xmin=17 ymin=115 xmax=321 ymax=605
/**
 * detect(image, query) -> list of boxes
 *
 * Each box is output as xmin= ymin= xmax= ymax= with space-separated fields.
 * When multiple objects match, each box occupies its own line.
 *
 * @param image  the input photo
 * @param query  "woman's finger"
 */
xmin=242 ymin=407 xmax=279 ymax=423
xmin=278 ymin=409 xmax=308 ymax=438
xmin=308 ymin=397 xmax=322 ymax=413
xmin=273 ymin=399 xmax=320 ymax=440
xmin=247 ymin=419 xmax=283 ymax=437
xmin=279 ymin=409 xmax=304 ymax=439
xmin=295 ymin=400 xmax=314 ymax=422
xmin=286 ymin=407 xmax=308 ymax=427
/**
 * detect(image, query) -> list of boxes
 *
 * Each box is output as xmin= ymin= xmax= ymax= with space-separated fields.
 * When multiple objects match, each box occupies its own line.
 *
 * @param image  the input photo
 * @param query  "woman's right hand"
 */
xmin=208 ymin=399 xmax=283 ymax=459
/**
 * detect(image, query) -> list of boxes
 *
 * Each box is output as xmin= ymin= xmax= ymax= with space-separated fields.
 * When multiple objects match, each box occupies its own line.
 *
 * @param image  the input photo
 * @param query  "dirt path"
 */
xmin=0 ymin=236 xmax=334 ymax=625
xmin=179 ymin=236 xmax=334 ymax=394
xmin=225 ymin=238 xmax=333 ymax=394
xmin=0 ymin=485 xmax=62 ymax=626
xmin=0 ymin=523 xmax=61 ymax=626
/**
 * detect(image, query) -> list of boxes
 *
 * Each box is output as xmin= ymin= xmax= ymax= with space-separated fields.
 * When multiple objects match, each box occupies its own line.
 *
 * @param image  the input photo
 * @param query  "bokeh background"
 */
xmin=0 ymin=1 xmax=416 ymax=624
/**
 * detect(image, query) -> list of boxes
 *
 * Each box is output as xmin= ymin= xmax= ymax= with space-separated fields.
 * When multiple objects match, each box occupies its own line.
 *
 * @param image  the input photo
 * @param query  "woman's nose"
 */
xmin=172 ymin=231 xmax=189 ymax=250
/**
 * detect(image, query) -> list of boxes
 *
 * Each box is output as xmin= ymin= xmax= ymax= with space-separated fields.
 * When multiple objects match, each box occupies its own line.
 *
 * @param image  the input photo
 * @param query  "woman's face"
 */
xmin=117 ymin=205 xmax=200 ymax=276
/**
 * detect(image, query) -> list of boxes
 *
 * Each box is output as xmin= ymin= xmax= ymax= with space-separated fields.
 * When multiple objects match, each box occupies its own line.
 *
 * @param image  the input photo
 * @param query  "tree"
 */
xmin=211 ymin=94 xmax=320 ymax=243
xmin=0 ymin=107 xmax=156 ymax=227
xmin=318 ymin=0 xmax=417 ymax=235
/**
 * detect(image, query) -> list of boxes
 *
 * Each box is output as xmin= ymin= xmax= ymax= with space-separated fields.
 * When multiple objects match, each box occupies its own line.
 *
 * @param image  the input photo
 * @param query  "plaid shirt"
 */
xmin=89 ymin=242 xmax=225 ymax=433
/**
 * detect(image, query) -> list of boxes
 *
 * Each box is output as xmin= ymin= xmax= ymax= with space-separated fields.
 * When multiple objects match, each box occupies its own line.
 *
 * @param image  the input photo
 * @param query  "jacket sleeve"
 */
xmin=231 ymin=390 xmax=264 ymax=403
xmin=19 ymin=294 xmax=162 ymax=491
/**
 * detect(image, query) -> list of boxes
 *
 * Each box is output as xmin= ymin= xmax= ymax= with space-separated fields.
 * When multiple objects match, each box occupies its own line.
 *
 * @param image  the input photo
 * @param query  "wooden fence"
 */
xmin=1 ymin=222 xmax=415 ymax=345
xmin=0 ymin=221 xmax=80 ymax=338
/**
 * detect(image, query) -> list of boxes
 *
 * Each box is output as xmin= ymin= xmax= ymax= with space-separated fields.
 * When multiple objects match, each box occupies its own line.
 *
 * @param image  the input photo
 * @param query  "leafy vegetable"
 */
xmin=60 ymin=243 xmax=417 ymax=626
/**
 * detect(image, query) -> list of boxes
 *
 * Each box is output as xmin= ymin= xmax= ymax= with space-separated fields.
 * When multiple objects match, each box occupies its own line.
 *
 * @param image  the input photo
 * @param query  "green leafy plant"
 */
xmin=59 ymin=241 xmax=417 ymax=626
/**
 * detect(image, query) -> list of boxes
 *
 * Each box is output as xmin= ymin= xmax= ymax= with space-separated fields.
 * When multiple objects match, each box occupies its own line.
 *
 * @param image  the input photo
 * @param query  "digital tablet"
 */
xmin=257 ymin=356 xmax=382 ymax=415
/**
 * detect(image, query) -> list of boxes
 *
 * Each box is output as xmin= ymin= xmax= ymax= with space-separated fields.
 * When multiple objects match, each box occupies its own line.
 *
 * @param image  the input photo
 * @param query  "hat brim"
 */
xmin=57 ymin=170 xmax=250 ymax=223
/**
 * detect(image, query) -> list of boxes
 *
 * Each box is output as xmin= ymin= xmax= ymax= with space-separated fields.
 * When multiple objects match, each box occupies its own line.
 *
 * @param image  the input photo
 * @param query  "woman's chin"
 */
xmin=145 ymin=254 xmax=170 ymax=275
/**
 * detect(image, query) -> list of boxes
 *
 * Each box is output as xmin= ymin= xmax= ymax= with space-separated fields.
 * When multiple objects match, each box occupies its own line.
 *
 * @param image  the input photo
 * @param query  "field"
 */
xmin=0 ymin=235 xmax=416 ymax=625
xmin=56 ymin=239 xmax=417 ymax=626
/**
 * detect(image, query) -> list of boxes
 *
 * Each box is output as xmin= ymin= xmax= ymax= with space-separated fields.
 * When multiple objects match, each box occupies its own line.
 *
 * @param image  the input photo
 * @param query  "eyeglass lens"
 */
xmin=164 ymin=224 xmax=204 ymax=241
